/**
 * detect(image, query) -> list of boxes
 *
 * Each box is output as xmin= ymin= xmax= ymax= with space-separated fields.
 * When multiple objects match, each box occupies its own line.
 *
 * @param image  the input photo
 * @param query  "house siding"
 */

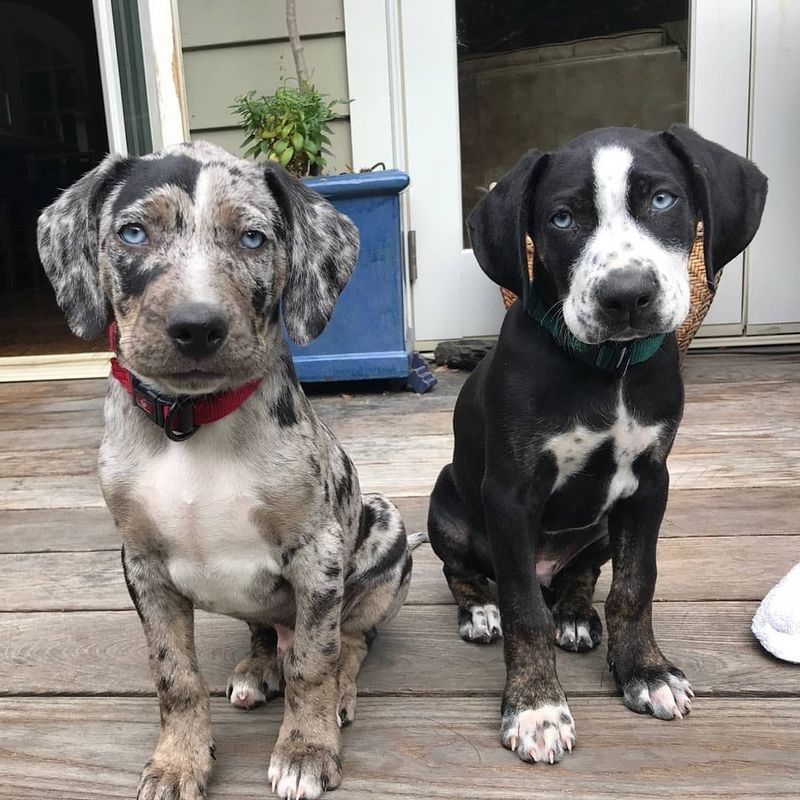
xmin=176 ymin=0 xmax=352 ymax=172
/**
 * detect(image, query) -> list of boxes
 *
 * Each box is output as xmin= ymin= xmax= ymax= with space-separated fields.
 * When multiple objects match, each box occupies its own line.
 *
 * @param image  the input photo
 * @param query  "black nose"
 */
xmin=596 ymin=270 xmax=657 ymax=325
xmin=166 ymin=303 xmax=228 ymax=359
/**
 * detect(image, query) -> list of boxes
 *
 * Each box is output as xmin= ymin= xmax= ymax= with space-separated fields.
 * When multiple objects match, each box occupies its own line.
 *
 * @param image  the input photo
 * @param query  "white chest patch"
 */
xmin=544 ymin=393 xmax=663 ymax=512
xmin=136 ymin=433 xmax=281 ymax=617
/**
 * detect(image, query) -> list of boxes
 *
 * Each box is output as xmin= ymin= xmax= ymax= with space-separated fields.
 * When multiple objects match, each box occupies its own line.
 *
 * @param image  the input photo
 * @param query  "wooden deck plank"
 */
xmin=2 ymin=537 xmax=797 ymax=610
xmin=1 ymin=602 xmax=796 ymax=697
xmin=4 ymin=439 xmax=800 ymax=507
xmin=1 ymin=696 xmax=798 ymax=800
xmin=2 ymin=488 xmax=797 ymax=554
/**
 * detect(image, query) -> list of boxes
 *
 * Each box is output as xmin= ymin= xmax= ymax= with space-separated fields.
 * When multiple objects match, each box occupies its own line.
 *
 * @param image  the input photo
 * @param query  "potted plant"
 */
xmin=227 ymin=2 xmax=426 ymax=388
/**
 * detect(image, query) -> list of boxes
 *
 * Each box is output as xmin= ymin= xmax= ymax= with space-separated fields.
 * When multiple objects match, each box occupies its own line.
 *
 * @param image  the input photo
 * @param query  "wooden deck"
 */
xmin=1 ymin=350 xmax=800 ymax=799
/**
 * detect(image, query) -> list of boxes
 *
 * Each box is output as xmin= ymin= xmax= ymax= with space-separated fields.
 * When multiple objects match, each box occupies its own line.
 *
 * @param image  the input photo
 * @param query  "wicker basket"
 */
xmin=500 ymin=223 xmax=718 ymax=362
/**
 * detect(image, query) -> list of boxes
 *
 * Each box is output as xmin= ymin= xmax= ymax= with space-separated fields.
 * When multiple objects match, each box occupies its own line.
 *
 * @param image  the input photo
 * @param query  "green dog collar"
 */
xmin=525 ymin=290 xmax=666 ymax=375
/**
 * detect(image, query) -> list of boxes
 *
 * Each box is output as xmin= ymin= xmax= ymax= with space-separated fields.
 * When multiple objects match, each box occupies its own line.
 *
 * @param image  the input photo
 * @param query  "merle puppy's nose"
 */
xmin=597 ymin=270 xmax=657 ymax=325
xmin=166 ymin=303 xmax=228 ymax=358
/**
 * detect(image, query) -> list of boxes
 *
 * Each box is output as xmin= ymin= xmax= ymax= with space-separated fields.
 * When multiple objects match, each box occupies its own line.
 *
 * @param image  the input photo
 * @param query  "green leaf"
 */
xmin=268 ymin=152 xmax=281 ymax=162
xmin=273 ymin=139 xmax=288 ymax=154
xmin=281 ymin=124 xmax=293 ymax=137
xmin=291 ymin=132 xmax=304 ymax=150
xmin=279 ymin=147 xmax=294 ymax=166
xmin=304 ymin=138 xmax=318 ymax=155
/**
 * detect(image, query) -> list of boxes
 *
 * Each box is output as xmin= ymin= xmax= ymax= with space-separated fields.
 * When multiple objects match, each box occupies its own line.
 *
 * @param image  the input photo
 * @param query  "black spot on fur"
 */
xmin=174 ymin=207 xmax=185 ymax=233
xmin=112 ymin=155 xmax=201 ymax=214
xmin=310 ymin=587 xmax=341 ymax=619
xmin=399 ymin=553 xmax=413 ymax=586
xmin=320 ymin=254 xmax=340 ymax=287
xmin=334 ymin=457 xmax=354 ymax=506
xmin=119 ymin=259 xmax=167 ymax=298
xmin=354 ymin=502 xmax=376 ymax=551
xmin=157 ymin=647 xmax=168 ymax=662
xmin=324 ymin=562 xmax=342 ymax=579
xmin=271 ymin=385 xmax=298 ymax=426
xmin=157 ymin=675 xmax=173 ymax=695
xmin=120 ymin=546 xmax=144 ymax=620
xmin=279 ymin=349 xmax=299 ymax=384
xmin=321 ymin=640 xmax=338 ymax=657
xmin=358 ymin=533 xmax=407 ymax=585
xmin=252 ymin=281 xmax=268 ymax=313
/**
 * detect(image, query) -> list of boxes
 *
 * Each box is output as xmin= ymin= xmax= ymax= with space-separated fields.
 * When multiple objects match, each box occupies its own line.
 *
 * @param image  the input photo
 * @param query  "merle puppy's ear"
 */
xmin=265 ymin=164 xmax=359 ymax=345
xmin=37 ymin=154 xmax=134 ymax=339
xmin=663 ymin=124 xmax=768 ymax=286
xmin=466 ymin=150 xmax=549 ymax=299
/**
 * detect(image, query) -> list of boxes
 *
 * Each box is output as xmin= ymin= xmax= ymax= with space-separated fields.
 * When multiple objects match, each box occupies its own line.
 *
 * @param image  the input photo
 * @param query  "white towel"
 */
xmin=751 ymin=563 xmax=800 ymax=664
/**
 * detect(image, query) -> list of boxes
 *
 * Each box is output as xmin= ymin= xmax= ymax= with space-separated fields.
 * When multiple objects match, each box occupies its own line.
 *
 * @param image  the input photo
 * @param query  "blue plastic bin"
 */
xmin=286 ymin=170 xmax=411 ymax=382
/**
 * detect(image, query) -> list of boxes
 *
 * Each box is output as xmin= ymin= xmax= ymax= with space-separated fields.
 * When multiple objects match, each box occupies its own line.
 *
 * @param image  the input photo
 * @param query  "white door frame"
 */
xmin=0 ymin=0 xmax=189 ymax=382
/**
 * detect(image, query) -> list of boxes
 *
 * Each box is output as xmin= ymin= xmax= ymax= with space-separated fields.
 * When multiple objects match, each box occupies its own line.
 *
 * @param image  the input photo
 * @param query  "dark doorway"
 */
xmin=0 ymin=0 xmax=109 ymax=356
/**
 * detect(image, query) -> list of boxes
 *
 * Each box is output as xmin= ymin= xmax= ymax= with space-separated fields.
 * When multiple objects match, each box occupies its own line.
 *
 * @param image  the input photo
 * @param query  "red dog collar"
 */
xmin=108 ymin=322 xmax=261 ymax=441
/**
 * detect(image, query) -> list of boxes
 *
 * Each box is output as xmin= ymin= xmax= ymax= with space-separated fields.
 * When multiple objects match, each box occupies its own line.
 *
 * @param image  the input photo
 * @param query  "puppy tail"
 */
xmin=406 ymin=531 xmax=429 ymax=551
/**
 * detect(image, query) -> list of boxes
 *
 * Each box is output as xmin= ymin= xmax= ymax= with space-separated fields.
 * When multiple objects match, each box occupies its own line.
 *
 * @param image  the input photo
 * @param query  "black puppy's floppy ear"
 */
xmin=37 ymin=154 xmax=134 ymax=340
xmin=466 ymin=149 xmax=548 ymax=301
xmin=663 ymin=124 xmax=768 ymax=288
xmin=265 ymin=164 xmax=360 ymax=345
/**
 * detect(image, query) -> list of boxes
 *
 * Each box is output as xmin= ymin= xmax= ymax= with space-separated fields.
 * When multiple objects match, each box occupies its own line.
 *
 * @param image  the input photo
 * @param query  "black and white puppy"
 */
xmin=37 ymin=141 xmax=417 ymax=800
xmin=428 ymin=125 xmax=767 ymax=764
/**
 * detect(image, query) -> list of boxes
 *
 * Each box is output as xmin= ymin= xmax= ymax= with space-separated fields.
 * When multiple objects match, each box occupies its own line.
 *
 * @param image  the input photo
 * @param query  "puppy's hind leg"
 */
xmin=338 ymin=494 xmax=413 ymax=725
xmin=428 ymin=465 xmax=502 ymax=644
xmin=547 ymin=533 xmax=609 ymax=653
xmin=227 ymin=624 xmax=282 ymax=710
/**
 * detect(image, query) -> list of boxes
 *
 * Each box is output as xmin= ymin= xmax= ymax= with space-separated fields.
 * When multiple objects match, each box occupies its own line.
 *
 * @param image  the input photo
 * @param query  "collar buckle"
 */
xmin=613 ymin=343 xmax=633 ymax=377
xmin=131 ymin=376 xmax=199 ymax=441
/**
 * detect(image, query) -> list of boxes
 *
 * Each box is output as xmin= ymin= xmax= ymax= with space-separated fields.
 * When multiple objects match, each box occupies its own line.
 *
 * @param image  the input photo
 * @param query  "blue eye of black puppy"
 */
xmin=240 ymin=230 xmax=266 ymax=249
xmin=550 ymin=210 xmax=574 ymax=229
xmin=651 ymin=190 xmax=677 ymax=211
xmin=118 ymin=224 xmax=148 ymax=245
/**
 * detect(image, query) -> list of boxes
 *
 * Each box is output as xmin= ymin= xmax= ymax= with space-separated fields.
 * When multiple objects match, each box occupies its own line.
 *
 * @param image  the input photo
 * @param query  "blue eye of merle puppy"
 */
xmin=550 ymin=210 xmax=574 ymax=230
xmin=118 ymin=223 xmax=148 ymax=245
xmin=240 ymin=230 xmax=266 ymax=249
xmin=651 ymin=190 xmax=677 ymax=211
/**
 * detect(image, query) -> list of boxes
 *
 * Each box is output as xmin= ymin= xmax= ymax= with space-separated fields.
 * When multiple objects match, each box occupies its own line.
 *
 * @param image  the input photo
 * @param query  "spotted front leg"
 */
xmin=122 ymin=545 xmax=214 ymax=800
xmin=268 ymin=528 xmax=344 ymax=799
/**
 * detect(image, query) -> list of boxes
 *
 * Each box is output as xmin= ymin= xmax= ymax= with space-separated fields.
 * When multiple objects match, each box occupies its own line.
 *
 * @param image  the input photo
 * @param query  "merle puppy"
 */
xmin=37 ymin=141 xmax=417 ymax=800
xmin=428 ymin=125 xmax=767 ymax=764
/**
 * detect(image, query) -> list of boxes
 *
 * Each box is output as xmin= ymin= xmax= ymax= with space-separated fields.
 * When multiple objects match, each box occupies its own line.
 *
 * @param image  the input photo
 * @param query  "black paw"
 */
xmin=552 ymin=606 xmax=602 ymax=652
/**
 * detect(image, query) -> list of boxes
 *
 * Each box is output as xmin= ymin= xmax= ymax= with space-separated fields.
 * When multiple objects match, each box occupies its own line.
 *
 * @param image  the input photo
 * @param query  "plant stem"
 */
xmin=285 ymin=0 xmax=309 ymax=86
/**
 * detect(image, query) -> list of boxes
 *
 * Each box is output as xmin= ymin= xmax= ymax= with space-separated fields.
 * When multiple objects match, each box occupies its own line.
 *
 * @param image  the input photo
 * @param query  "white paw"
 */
xmin=500 ymin=703 xmax=576 ymax=764
xmin=268 ymin=744 xmax=341 ymax=799
xmin=226 ymin=656 xmax=281 ymax=711
xmin=459 ymin=603 xmax=503 ymax=643
xmin=270 ymin=768 xmax=323 ymax=800
xmin=228 ymin=673 xmax=266 ymax=710
xmin=623 ymin=669 xmax=694 ymax=719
